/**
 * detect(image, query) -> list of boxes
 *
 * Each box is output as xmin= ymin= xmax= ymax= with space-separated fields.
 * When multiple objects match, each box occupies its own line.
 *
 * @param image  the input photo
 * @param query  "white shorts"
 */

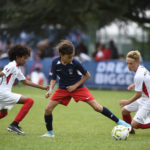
xmin=124 ymin=97 xmax=150 ymax=124
xmin=0 ymin=91 xmax=21 ymax=110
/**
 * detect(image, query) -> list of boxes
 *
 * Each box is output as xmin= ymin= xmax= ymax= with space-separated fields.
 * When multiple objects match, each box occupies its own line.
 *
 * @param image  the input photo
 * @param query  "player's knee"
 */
xmin=0 ymin=110 xmax=8 ymax=119
xmin=122 ymin=108 xmax=129 ymax=115
xmin=131 ymin=121 xmax=138 ymax=128
xmin=93 ymin=105 xmax=103 ymax=112
xmin=45 ymin=107 xmax=52 ymax=115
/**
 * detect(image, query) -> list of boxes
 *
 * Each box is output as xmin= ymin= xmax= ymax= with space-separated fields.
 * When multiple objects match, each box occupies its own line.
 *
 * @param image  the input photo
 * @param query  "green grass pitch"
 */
xmin=0 ymin=86 xmax=150 ymax=150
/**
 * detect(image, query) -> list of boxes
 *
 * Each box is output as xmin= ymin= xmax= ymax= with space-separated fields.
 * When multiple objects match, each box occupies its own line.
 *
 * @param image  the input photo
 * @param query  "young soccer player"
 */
xmin=42 ymin=40 xmax=131 ymax=137
xmin=0 ymin=44 xmax=49 ymax=135
xmin=120 ymin=50 xmax=150 ymax=133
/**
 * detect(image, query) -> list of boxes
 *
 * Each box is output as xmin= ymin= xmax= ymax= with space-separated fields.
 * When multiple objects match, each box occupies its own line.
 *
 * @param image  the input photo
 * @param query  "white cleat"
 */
xmin=41 ymin=132 xmax=55 ymax=138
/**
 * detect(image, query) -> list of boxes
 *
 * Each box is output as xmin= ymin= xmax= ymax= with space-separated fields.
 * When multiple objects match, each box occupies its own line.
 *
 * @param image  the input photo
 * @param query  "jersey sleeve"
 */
xmin=49 ymin=60 xmax=57 ymax=80
xmin=17 ymin=69 xmax=26 ymax=81
xmin=2 ymin=63 xmax=14 ymax=77
xmin=74 ymin=59 xmax=87 ymax=75
xmin=134 ymin=75 xmax=143 ymax=92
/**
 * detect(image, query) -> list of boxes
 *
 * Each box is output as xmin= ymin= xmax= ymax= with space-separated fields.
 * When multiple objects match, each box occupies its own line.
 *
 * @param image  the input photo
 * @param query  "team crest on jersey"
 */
xmin=68 ymin=68 xmax=73 ymax=75
xmin=5 ymin=68 xmax=10 ymax=72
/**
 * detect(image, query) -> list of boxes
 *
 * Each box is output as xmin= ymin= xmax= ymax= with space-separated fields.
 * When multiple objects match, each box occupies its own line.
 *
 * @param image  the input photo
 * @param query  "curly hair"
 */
xmin=56 ymin=40 xmax=75 ymax=55
xmin=8 ymin=44 xmax=31 ymax=61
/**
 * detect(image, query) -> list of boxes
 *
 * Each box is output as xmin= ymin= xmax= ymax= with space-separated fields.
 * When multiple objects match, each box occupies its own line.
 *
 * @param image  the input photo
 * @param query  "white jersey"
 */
xmin=0 ymin=60 xmax=25 ymax=91
xmin=134 ymin=65 xmax=150 ymax=98
xmin=124 ymin=65 xmax=150 ymax=124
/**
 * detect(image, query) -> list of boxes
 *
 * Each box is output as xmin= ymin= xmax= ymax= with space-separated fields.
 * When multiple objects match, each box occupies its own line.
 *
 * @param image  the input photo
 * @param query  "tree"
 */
xmin=0 ymin=0 xmax=150 ymax=38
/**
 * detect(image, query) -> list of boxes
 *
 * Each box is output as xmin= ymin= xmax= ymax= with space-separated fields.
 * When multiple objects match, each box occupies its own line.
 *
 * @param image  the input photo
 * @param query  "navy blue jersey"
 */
xmin=50 ymin=57 xmax=87 ymax=89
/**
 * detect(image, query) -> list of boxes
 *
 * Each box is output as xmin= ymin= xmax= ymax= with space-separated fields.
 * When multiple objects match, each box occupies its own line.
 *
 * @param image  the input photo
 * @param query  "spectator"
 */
xmin=36 ymin=39 xmax=55 ymax=59
xmin=75 ymin=49 xmax=91 ymax=62
xmin=108 ymin=40 xmax=119 ymax=59
xmin=76 ymin=41 xmax=88 ymax=54
xmin=102 ymin=45 xmax=111 ymax=60
xmin=30 ymin=66 xmax=47 ymax=85
xmin=93 ymin=43 xmax=105 ymax=61
xmin=0 ymin=49 xmax=8 ymax=59
xmin=118 ymin=54 xmax=125 ymax=60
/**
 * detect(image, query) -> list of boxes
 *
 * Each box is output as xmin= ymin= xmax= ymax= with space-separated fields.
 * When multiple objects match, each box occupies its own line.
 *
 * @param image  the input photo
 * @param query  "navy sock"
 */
xmin=11 ymin=121 xmax=18 ymax=126
xmin=44 ymin=114 xmax=53 ymax=131
xmin=101 ymin=106 xmax=119 ymax=123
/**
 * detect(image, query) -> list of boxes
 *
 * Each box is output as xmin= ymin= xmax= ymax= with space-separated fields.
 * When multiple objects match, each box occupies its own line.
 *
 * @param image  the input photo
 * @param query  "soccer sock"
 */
xmin=137 ymin=123 xmax=150 ymax=129
xmin=0 ymin=111 xmax=8 ymax=119
xmin=44 ymin=114 xmax=53 ymax=131
xmin=122 ymin=113 xmax=132 ymax=124
xmin=101 ymin=106 xmax=119 ymax=123
xmin=14 ymin=98 xmax=34 ymax=123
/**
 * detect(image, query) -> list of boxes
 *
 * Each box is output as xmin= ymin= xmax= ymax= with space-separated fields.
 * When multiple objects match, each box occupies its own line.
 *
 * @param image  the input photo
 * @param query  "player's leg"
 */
xmin=41 ymin=100 xmax=60 ymax=137
xmin=8 ymin=96 xmax=34 ymax=135
xmin=122 ymin=100 xmax=139 ymax=124
xmin=136 ymin=122 xmax=150 ymax=129
xmin=0 ymin=109 xmax=8 ymax=119
xmin=132 ymin=106 xmax=150 ymax=129
xmin=86 ymin=99 xmax=118 ymax=122
xmin=122 ymin=108 xmax=132 ymax=124
xmin=131 ymin=120 xmax=139 ymax=128
xmin=85 ymin=99 xmax=131 ymax=128
xmin=122 ymin=108 xmax=135 ymax=134
xmin=72 ymin=87 xmax=130 ymax=128
xmin=122 ymin=100 xmax=140 ymax=134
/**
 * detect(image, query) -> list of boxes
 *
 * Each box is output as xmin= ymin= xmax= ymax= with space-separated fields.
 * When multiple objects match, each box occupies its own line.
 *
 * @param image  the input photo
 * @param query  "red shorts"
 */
xmin=50 ymin=87 xmax=94 ymax=106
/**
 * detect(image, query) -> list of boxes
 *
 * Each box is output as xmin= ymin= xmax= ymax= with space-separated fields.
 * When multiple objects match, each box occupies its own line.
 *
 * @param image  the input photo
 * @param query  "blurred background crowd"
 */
xmin=1 ymin=0 xmax=150 ymax=87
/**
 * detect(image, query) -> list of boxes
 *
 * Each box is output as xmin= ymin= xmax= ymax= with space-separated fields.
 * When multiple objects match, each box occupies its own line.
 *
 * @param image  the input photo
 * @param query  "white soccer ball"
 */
xmin=111 ymin=125 xmax=129 ymax=140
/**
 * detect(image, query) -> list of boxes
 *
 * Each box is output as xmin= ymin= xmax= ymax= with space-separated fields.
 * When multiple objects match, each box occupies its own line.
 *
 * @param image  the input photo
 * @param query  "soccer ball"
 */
xmin=111 ymin=125 xmax=129 ymax=140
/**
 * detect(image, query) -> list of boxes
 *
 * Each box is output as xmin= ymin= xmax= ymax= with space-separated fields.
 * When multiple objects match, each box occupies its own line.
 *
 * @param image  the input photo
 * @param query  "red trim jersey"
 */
xmin=134 ymin=65 xmax=150 ymax=98
xmin=0 ymin=60 xmax=25 ymax=91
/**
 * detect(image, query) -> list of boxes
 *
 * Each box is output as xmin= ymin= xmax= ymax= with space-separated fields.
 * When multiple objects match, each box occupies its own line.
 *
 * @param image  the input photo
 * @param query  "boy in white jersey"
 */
xmin=120 ymin=50 xmax=150 ymax=133
xmin=0 ymin=44 xmax=48 ymax=135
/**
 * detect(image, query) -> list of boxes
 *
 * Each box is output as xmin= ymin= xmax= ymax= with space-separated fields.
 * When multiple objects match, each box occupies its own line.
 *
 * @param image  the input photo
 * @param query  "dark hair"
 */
xmin=56 ymin=40 xmax=75 ymax=55
xmin=8 ymin=44 xmax=31 ymax=61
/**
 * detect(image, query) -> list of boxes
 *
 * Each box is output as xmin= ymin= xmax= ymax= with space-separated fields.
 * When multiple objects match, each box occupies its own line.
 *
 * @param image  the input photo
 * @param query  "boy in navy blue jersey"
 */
xmin=41 ymin=40 xmax=131 ymax=137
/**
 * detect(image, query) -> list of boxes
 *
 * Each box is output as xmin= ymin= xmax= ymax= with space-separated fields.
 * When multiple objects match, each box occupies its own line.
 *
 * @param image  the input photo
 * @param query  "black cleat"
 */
xmin=130 ymin=129 xmax=135 ymax=134
xmin=7 ymin=124 xmax=25 ymax=135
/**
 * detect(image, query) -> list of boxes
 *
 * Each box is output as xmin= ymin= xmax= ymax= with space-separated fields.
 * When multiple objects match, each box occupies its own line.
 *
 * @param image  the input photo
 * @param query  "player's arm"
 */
xmin=73 ymin=71 xmax=90 ymax=87
xmin=120 ymin=75 xmax=143 ymax=107
xmin=127 ymin=84 xmax=135 ymax=91
xmin=21 ymin=80 xmax=49 ymax=90
xmin=45 ymin=79 xmax=56 ymax=98
xmin=45 ymin=59 xmax=57 ymax=98
xmin=0 ymin=72 xmax=5 ymax=77
xmin=120 ymin=91 xmax=142 ymax=107
xmin=67 ymin=71 xmax=90 ymax=92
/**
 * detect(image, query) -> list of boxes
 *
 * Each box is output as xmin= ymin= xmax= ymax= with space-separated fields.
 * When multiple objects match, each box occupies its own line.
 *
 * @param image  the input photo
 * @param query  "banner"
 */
xmin=83 ymin=60 xmax=134 ymax=90
xmin=2 ymin=58 xmax=148 ymax=90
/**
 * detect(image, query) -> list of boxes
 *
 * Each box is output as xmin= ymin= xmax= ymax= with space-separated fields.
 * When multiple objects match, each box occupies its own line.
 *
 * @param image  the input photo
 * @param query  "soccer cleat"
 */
xmin=41 ymin=131 xmax=55 ymax=138
xmin=130 ymin=129 xmax=135 ymax=134
xmin=117 ymin=119 xmax=131 ymax=131
xmin=7 ymin=124 xmax=25 ymax=135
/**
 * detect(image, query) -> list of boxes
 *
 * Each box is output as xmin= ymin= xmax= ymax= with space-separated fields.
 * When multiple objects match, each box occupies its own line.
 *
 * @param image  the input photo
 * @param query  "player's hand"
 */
xmin=120 ymin=100 xmax=129 ymax=107
xmin=127 ymin=84 xmax=135 ymax=91
xmin=66 ymin=85 xmax=77 ymax=92
xmin=45 ymin=91 xmax=52 ymax=98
